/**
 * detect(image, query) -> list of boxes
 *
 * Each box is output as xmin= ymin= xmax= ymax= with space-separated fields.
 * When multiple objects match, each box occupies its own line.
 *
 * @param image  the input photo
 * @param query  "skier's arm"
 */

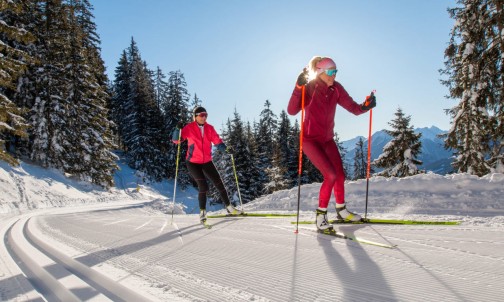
xmin=335 ymin=83 xmax=368 ymax=116
xmin=287 ymin=69 xmax=309 ymax=116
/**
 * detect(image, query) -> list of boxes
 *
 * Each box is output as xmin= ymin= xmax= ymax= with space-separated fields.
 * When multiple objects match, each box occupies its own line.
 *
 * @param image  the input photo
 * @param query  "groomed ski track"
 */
xmin=2 ymin=202 xmax=503 ymax=301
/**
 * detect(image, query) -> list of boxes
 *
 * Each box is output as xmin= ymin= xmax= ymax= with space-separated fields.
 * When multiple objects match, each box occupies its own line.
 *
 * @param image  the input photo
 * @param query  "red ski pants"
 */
xmin=303 ymin=139 xmax=346 ymax=208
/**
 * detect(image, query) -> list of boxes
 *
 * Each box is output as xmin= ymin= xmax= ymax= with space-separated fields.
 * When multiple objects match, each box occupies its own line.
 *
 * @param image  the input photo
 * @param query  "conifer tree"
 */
xmin=334 ymin=132 xmax=350 ymax=180
xmin=243 ymin=121 xmax=263 ymax=199
xmin=256 ymin=100 xmax=277 ymax=191
xmin=164 ymin=70 xmax=191 ymax=186
xmin=153 ymin=66 xmax=169 ymax=111
xmin=373 ymin=108 xmax=423 ymax=177
xmin=353 ymin=137 xmax=367 ymax=180
xmin=110 ymin=51 xmax=130 ymax=149
xmin=276 ymin=110 xmax=295 ymax=186
xmin=441 ymin=0 xmax=504 ymax=175
xmin=122 ymin=39 xmax=168 ymax=181
xmin=288 ymin=119 xmax=310 ymax=185
xmin=0 ymin=0 xmax=33 ymax=165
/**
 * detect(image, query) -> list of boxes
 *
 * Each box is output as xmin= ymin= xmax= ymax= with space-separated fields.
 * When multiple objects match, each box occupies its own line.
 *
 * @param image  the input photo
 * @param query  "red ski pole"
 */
xmin=294 ymin=85 xmax=305 ymax=234
xmin=364 ymin=90 xmax=375 ymax=220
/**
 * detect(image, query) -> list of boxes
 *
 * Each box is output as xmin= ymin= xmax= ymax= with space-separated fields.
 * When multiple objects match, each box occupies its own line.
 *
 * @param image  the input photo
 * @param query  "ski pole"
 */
xmin=364 ymin=90 xmax=375 ymax=220
xmin=172 ymin=128 xmax=182 ymax=223
xmin=230 ymin=153 xmax=243 ymax=210
xmin=295 ymin=85 xmax=306 ymax=234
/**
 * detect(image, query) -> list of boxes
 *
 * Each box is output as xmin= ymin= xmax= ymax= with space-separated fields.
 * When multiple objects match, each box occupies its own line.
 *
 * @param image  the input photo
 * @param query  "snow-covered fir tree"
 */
xmin=24 ymin=0 xmax=116 ymax=187
xmin=373 ymin=107 xmax=423 ymax=177
xmin=122 ymin=38 xmax=168 ymax=181
xmin=212 ymin=110 xmax=261 ymax=204
xmin=153 ymin=66 xmax=169 ymax=111
xmin=243 ymin=121 xmax=263 ymax=199
xmin=353 ymin=137 xmax=367 ymax=180
xmin=334 ymin=132 xmax=350 ymax=180
xmin=441 ymin=0 xmax=504 ymax=175
xmin=189 ymin=93 xmax=202 ymax=110
xmin=256 ymin=100 xmax=277 ymax=192
xmin=0 ymin=0 xmax=33 ymax=165
xmin=164 ymin=70 xmax=191 ymax=186
xmin=110 ymin=51 xmax=130 ymax=149
xmin=275 ymin=110 xmax=295 ymax=188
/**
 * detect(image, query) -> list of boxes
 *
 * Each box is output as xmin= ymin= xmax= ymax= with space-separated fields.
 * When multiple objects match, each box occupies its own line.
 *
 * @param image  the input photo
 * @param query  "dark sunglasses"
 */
xmin=195 ymin=112 xmax=208 ymax=118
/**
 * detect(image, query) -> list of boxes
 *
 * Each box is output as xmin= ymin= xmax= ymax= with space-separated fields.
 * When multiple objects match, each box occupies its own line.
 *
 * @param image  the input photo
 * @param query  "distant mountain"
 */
xmin=341 ymin=126 xmax=454 ymax=175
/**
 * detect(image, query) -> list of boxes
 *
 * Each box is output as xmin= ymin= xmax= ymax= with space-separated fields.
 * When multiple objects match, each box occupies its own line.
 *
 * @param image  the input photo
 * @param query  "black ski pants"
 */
xmin=186 ymin=161 xmax=230 ymax=210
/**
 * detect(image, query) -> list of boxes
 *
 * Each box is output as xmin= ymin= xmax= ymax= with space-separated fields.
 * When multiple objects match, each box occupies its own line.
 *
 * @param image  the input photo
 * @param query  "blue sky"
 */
xmin=91 ymin=0 xmax=456 ymax=141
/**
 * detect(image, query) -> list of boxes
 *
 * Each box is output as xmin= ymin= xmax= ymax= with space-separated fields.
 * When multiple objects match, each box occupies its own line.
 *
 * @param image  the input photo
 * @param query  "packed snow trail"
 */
xmin=16 ymin=203 xmax=504 ymax=302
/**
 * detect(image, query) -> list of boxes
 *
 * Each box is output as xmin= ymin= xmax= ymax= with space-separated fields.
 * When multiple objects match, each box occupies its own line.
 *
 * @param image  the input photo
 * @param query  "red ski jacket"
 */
xmin=176 ymin=122 xmax=224 ymax=164
xmin=287 ymin=77 xmax=365 ymax=142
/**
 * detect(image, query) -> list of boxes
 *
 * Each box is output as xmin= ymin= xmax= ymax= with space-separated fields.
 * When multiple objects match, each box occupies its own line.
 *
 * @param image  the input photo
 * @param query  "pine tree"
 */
xmin=243 ymin=121 xmax=263 ymax=199
xmin=334 ymin=132 xmax=350 ymax=180
xmin=373 ymin=107 xmax=423 ymax=177
xmin=276 ymin=110 xmax=295 ymax=187
xmin=163 ymin=70 xmax=191 ymax=185
xmin=153 ymin=66 xmax=169 ymax=111
xmin=256 ymin=100 xmax=277 ymax=192
xmin=122 ymin=39 xmax=168 ymax=181
xmin=62 ymin=0 xmax=117 ymax=186
xmin=189 ymin=93 xmax=202 ymax=110
xmin=110 ymin=51 xmax=130 ymax=149
xmin=441 ymin=0 xmax=504 ymax=175
xmin=353 ymin=137 xmax=367 ymax=180
xmin=0 ymin=0 xmax=33 ymax=165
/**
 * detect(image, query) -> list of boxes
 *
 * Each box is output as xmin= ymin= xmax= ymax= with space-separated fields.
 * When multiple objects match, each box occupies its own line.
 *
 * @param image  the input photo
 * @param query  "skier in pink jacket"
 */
xmin=287 ymin=56 xmax=376 ymax=230
xmin=172 ymin=107 xmax=243 ymax=223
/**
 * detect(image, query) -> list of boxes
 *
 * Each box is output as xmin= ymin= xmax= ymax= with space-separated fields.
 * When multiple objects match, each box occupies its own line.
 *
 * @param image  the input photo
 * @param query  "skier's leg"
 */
xmin=303 ymin=140 xmax=338 ymax=209
xmin=324 ymin=141 xmax=346 ymax=204
xmin=323 ymin=142 xmax=362 ymax=221
xmin=202 ymin=161 xmax=243 ymax=214
xmin=186 ymin=162 xmax=209 ymax=211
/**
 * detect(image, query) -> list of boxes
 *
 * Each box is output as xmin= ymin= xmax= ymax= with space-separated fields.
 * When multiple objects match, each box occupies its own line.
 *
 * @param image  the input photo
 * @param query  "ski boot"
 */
xmin=316 ymin=208 xmax=333 ymax=231
xmin=199 ymin=209 xmax=207 ymax=223
xmin=336 ymin=204 xmax=362 ymax=222
xmin=226 ymin=204 xmax=243 ymax=215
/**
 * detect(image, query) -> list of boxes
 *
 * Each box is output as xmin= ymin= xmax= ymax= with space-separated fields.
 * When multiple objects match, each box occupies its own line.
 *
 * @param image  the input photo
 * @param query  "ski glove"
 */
xmin=361 ymin=94 xmax=376 ymax=111
xmin=176 ymin=121 xmax=185 ymax=129
xmin=296 ymin=68 xmax=308 ymax=87
xmin=172 ymin=128 xmax=181 ymax=141
xmin=216 ymin=143 xmax=228 ymax=153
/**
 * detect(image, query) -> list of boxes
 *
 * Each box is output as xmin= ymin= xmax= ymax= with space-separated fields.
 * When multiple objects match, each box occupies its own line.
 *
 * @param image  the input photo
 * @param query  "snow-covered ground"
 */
xmin=1 ymin=159 xmax=504 ymax=301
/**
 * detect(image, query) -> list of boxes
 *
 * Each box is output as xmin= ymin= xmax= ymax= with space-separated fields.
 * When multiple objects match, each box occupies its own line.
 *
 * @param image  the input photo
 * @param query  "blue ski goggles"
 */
xmin=325 ymin=69 xmax=338 ymax=76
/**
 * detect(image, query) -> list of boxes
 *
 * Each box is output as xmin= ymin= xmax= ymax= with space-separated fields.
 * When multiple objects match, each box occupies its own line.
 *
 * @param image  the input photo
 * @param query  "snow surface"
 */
xmin=1 ymin=158 xmax=504 ymax=301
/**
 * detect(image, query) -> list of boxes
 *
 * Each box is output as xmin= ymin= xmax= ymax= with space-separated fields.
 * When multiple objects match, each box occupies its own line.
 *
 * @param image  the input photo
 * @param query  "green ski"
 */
xmin=292 ymin=218 xmax=460 ymax=225
xmin=208 ymin=213 xmax=297 ymax=218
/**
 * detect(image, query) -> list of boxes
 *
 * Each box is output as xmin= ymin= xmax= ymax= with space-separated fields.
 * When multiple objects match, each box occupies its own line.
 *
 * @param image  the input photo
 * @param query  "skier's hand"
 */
xmin=171 ymin=129 xmax=181 ymax=142
xmin=361 ymin=94 xmax=376 ymax=111
xmin=226 ymin=145 xmax=233 ymax=154
xmin=216 ymin=143 xmax=227 ymax=153
xmin=176 ymin=121 xmax=185 ymax=129
xmin=296 ymin=68 xmax=308 ymax=87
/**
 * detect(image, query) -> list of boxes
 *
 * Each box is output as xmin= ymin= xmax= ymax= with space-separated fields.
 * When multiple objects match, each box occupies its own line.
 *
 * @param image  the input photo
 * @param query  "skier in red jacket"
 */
xmin=287 ymin=56 xmax=376 ymax=230
xmin=172 ymin=107 xmax=243 ymax=223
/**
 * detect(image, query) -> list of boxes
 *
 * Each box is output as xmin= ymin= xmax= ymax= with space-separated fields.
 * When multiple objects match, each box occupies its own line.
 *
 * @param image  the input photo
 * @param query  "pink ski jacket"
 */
xmin=177 ymin=122 xmax=224 ymax=164
xmin=287 ymin=77 xmax=365 ymax=142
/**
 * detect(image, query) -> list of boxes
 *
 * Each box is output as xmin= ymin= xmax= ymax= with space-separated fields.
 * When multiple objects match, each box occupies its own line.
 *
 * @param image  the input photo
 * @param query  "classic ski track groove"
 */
xmin=9 ymin=206 xmax=504 ymax=302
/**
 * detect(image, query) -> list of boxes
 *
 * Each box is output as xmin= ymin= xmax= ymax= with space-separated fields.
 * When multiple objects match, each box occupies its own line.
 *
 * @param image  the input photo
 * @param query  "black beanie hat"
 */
xmin=193 ymin=106 xmax=207 ymax=116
